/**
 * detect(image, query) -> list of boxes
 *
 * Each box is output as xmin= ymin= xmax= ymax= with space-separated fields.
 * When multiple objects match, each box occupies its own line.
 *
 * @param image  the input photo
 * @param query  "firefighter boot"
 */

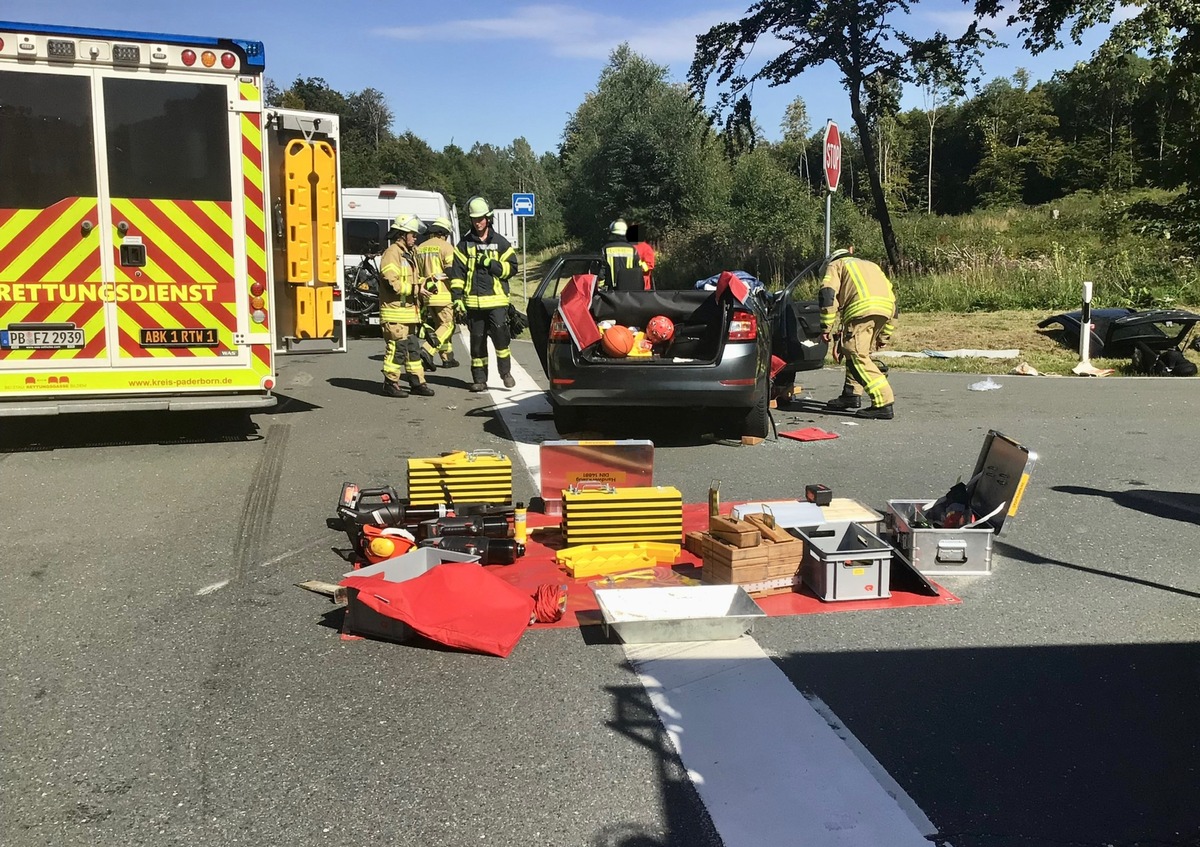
xmin=382 ymin=379 xmax=408 ymax=398
xmin=442 ymin=354 xmax=460 ymax=368
xmin=857 ymin=403 xmax=895 ymax=420
xmin=825 ymin=393 xmax=862 ymax=411
xmin=408 ymin=375 xmax=435 ymax=397
xmin=501 ymin=372 xmax=516 ymax=389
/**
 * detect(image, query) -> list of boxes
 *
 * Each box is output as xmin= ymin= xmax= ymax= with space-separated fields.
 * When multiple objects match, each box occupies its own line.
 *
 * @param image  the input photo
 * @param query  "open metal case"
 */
xmin=885 ymin=430 xmax=1037 ymax=576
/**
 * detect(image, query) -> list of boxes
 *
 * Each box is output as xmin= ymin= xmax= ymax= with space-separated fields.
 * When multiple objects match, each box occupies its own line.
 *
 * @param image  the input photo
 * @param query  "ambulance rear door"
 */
xmin=265 ymin=107 xmax=346 ymax=353
xmin=0 ymin=25 xmax=274 ymax=408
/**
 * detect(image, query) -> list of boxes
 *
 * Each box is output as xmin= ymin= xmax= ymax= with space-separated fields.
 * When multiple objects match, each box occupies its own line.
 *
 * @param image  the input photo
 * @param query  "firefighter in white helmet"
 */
xmin=449 ymin=196 xmax=519 ymax=392
xmin=415 ymin=216 xmax=459 ymax=369
xmin=379 ymin=214 xmax=435 ymax=397
xmin=600 ymin=218 xmax=645 ymax=291
xmin=819 ymin=247 xmax=897 ymax=419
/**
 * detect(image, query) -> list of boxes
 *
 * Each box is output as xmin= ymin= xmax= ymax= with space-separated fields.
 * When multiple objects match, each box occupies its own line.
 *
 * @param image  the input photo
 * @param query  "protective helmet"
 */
xmin=429 ymin=216 xmax=453 ymax=235
xmin=392 ymin=213 xmax=425 ymax=235
xmin=828 ymin=248 xmax=852 ymax=262
xmin=466 ymin=196 xmax=492 ymax=219
xmin=608 ymin=219 xmax=628 ymax=237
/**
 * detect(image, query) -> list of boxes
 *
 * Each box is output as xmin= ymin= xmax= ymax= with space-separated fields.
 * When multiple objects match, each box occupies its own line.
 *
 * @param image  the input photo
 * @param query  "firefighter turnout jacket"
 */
xmin=416 ymin=235 xmax=455 ymax=308
xmin=450 ymin=229 xmax=517 ymax=310
xmin=379 ymin=240 xmax=422 ymax=324
xmin=601 ymin=238 xmax=646 ymax=291
xmin=819 ymin=255 xmax=897 ymax=340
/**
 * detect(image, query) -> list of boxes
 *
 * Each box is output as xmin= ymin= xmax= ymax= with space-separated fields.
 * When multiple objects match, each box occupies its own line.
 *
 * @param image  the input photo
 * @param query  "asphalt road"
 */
xmin=2 ymin=334 xmax=1197 ymax=847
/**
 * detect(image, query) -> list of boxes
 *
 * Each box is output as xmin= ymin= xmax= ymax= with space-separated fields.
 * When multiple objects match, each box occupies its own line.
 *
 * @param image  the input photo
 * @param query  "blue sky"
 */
xmin=3 ymin=1 xmax=1122 ymax=155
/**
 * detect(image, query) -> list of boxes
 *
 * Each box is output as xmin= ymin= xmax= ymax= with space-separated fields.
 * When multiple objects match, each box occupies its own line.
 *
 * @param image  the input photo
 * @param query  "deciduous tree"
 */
xmin=690 ymin=1 xmax=994 ymax=270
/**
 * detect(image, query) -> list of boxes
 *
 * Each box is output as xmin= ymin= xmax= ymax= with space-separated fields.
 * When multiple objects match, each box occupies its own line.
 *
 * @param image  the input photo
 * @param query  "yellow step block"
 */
xmin=556 ymin=542 xmax=681 ymax=578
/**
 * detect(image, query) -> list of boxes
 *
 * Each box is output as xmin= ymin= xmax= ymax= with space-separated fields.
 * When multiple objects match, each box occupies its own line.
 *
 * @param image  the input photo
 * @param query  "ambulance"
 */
xmin=0 ymin=20 xmax=346 ymax=417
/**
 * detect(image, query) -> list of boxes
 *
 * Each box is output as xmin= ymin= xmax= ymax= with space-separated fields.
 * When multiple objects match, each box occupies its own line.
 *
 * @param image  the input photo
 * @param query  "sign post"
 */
xmin=512 ymin=193 xmax=535 ymax=300
xmin=822 ymin=120 xmax=842 ymax=258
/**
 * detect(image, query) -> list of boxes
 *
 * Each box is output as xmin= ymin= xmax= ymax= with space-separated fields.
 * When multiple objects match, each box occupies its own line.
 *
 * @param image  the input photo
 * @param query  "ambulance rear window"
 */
xmin=0 ymin=72 xmax=97 ymax=209
xmin=103 ymin=78 xmax=231 ymax=202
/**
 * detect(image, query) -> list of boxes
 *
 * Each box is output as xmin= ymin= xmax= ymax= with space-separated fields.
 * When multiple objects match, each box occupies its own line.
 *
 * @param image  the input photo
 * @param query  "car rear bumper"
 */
xmin=547 ymin=342 xmax=763 ymax=408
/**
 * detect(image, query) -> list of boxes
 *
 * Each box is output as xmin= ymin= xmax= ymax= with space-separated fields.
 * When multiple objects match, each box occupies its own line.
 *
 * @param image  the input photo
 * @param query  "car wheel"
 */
xmin=737 ymin=377 xmax=771 ymax=439
xmin=553 ymin=402 xmax=587 ymax=435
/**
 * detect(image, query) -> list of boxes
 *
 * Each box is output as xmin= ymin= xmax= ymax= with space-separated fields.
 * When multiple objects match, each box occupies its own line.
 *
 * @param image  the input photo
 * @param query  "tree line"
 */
xmin=269 ymin=1 xmax=1196 ymax=286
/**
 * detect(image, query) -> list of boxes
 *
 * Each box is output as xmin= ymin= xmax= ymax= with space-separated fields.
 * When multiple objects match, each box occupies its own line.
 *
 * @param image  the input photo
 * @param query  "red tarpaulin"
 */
xmin=489 ymin=506 xmax=960 ymax=630
xmin=715 ymin=270 xmax=750 ymax=305
xmin=557 ymin=274 xmax=602 ymax=350
xmin=341 ymin=563 xmax=535 ymax=657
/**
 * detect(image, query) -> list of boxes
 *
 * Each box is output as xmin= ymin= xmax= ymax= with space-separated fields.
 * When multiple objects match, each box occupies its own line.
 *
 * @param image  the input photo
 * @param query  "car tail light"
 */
xmin=220 ymin=52 xmax=237 ymax=69
xmin=728 ymin=310 xmax=757 ymax=341
xmin=549 ymin=313 xmax=569 ymax=343
xmin=331 ymin=287 xmax=342 ymax=300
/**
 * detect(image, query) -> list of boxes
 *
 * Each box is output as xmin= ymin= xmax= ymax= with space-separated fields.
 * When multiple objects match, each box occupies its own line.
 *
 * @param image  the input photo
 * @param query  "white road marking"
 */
xmin=195 ymin=579 xmax=230 ymax=596
xmin=457 ymin=326 xmax=551 ymax=485
xmin=487 ymin=329 xmax=939 ymax=846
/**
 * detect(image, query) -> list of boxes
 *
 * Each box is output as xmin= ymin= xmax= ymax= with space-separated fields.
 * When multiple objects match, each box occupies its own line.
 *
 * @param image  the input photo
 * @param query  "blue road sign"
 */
xmin=512 ymin=193 xmax=535 ymax=217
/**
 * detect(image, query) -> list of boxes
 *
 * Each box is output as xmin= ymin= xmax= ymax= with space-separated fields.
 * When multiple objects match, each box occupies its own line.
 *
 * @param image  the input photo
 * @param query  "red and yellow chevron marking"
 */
xmin=0 ymin=198 xmax=108 ymax=362
xmin=241 ymin=79 xmax=272 ymax=383
xmin=109 ymin=198 xmax=236 ymax=360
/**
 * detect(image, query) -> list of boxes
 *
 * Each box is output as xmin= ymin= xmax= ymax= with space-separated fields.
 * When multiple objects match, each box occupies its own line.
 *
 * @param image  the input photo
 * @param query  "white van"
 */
xmin=341 ymin=186 xmax=460 ymax=270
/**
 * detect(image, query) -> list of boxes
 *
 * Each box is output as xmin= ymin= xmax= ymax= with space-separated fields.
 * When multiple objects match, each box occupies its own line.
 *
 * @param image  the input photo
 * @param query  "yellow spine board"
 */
xmin=562 ymin=486 xmax=683 ymax=545
xmin=311 ymin=141 xmax=338 ymax=284
xmin=407 ymin=451 xmax=513 ymax=505
xmin=283 ymin=140 xmax=314 ymax=282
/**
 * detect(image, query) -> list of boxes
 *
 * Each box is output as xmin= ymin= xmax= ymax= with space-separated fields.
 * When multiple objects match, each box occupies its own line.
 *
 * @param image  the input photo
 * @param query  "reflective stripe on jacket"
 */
xmin=819 ymin=256 xmax=896 ymax=331
xmin=416 ymin=236 xmax=455 ymax=307
xmin=449 ymin=228 xmax=517 ymax=310
xmin=601 ymin=240 xmax=644 ymax=290
xmin=379 ymin=241 xmax=421 ymax=323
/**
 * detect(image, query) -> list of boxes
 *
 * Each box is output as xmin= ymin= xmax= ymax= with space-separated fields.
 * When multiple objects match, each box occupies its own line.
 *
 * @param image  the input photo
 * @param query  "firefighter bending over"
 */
xmin=449 ymin=196 xmax=518 ymax=393
xmin=416 ymin=216 xmax=460 ymax=370
xmin=819 ymin=247 xmax=897 ymax=420
xmin=379 ymin=214 xmax=435 ymax=398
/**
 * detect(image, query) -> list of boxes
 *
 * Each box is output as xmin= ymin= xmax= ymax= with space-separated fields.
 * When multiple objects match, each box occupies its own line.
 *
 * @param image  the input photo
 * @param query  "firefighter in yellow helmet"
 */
xmin=415 ymin=216 xmax=459 ymax=369
xmin=448 ymin=196 xmax=519 ymax=392
xmin=819 ymin=247 xmax=898 ymax=419
xmin=600 ymin=218 xmax=645 ymax=291
xmin=379 ymin=213 xmax=435 ymax=397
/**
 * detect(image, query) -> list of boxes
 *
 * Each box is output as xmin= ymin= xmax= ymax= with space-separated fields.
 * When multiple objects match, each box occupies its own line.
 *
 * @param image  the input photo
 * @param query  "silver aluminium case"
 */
xmin=887 ymin=430 xmax=1037 ymax=576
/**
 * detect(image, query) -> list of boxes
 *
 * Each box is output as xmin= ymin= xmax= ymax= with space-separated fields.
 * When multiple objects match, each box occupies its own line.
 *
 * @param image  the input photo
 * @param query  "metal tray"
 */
xmin=594 ymin=585 xmax=766 ymax=643
xmin=343 ymin=547 xmax=480 ymax=581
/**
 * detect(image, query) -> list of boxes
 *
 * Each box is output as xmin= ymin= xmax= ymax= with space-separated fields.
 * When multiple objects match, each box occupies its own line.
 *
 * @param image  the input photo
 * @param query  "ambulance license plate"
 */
xmin=2 ymin=324 xmax=84 ymax=350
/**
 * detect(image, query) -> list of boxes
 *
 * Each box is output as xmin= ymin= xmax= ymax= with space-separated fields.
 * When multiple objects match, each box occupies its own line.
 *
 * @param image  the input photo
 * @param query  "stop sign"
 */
xmin=823 ymin=120 xmax=842 ymax=192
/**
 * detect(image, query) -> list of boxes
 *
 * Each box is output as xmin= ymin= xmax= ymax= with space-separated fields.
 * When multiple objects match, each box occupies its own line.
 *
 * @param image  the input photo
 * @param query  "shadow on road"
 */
xmin=0 ymin=409 xmax=262 ymax=452
xmin=596 ymin=682 xmax=722 ymax=847
xmin=996 ymin=538 xmax=1200 ymax=600
xmin=770 ymin=641 xmax=1200 ymax=847
xmin=1052 ymin=483 xmax=1200 ymax=526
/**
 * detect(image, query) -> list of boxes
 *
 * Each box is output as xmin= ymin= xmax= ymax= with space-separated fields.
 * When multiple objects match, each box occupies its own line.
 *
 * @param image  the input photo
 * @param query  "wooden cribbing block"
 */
xmin=742 ymin=513 xmax=793 ymax=543
xmin=708 ymin=516 xmax=761 ymax=547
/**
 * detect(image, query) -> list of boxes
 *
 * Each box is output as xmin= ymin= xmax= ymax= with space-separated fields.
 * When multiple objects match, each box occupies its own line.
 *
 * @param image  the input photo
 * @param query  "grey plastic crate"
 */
xmin=796 ymin=522 xmax=892 ymax=602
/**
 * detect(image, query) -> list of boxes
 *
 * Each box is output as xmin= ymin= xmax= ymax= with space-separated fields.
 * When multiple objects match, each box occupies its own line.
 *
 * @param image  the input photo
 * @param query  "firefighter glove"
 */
xmin=453 ymin=298 xmax=466 ymax=317
xmin=487 ymin=260 xmax=505 ymax=277
xmin=876 ymin=337 xmax=889 ymax=350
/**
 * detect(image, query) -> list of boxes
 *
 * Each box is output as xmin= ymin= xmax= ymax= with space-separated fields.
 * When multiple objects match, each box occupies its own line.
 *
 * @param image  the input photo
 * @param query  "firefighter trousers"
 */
xmin=382 ymin=321 xmax=426 ymax=384
xmin=467 ymin=306 xmax=511 ymax=385
xmin=422 ymin=304 xmax=456 ymax=361
xmin=840 ymin=315 xmax=894 ymax=407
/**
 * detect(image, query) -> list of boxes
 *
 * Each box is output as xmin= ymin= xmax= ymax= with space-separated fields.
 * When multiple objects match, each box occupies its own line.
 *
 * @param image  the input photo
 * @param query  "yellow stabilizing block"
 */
xmin=556 ymin=542 xmax=681 ymax=578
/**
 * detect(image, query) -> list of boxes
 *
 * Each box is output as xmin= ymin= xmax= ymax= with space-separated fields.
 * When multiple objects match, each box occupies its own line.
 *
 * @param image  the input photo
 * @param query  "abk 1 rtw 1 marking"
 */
xmin=0 ymin=283 xmax=220 ymax=304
